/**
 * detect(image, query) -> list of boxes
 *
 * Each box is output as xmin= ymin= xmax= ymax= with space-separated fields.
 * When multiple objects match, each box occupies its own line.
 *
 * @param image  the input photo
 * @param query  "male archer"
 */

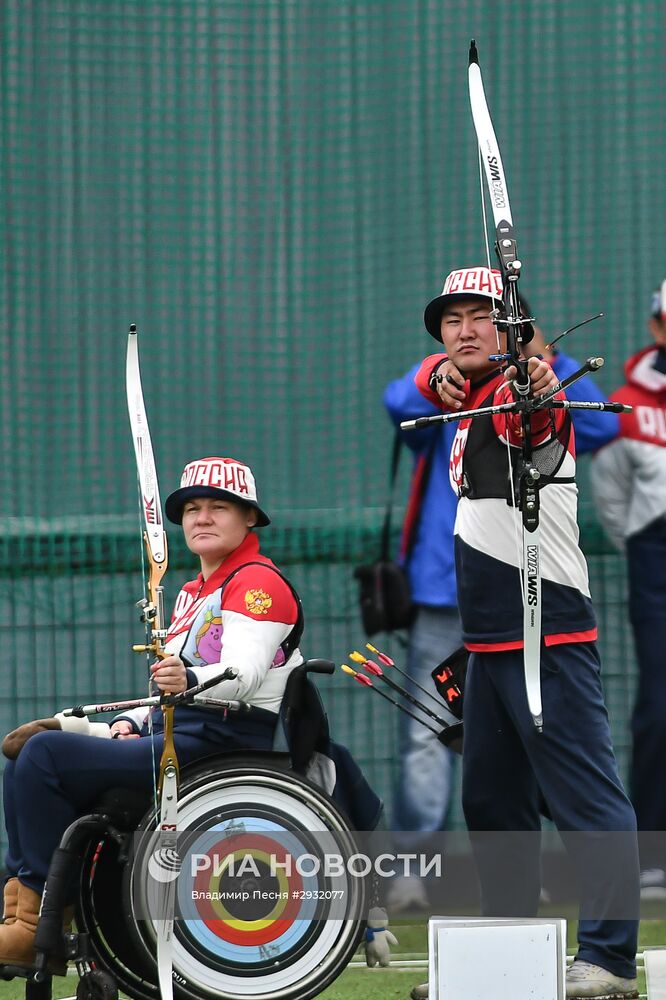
xmin=409 ymin=266 xmax=639 ymax=1000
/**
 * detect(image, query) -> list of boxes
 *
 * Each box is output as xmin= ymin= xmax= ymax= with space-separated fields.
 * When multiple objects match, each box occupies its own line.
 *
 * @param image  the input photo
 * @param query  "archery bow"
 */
xmin=467 ymin=42 xmax=630 ymax=729
xmin=126 ymin=324 xmax=176 ymax=1000
xmin=467 ymin=39 xmax=544 ymax=730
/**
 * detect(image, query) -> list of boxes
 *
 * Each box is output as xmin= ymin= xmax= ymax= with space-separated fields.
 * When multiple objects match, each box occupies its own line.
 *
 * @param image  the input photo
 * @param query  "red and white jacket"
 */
xmin=415 ymin=354 xmax=596 ymax=650
xmin=123 ymin=532 xmax=302 ymax=729
xmin=591 ymin=345 xmax=666 ymax=549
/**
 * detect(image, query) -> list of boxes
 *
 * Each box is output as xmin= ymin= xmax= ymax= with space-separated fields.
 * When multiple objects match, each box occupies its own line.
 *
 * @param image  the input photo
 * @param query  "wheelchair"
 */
xmin=4 ymin=660 xmax=373 ymax=1000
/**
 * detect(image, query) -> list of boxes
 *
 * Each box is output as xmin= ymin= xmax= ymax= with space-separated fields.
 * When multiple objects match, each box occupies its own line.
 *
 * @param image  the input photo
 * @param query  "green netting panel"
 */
xmin=1 ymin=0 xmax=663 ymax=851
xmin=4 ymin=0 xmax=666 ymax=522
xmin=0 ymin=549 xmax=639 ymax=839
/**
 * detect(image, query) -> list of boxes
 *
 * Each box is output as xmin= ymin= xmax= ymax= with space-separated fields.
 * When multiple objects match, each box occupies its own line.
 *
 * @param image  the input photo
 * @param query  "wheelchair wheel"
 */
xmin=79 ymin=753 xmax=367 ymax=1000
xmin=76 ymin=824 xmax=160 ymax=1000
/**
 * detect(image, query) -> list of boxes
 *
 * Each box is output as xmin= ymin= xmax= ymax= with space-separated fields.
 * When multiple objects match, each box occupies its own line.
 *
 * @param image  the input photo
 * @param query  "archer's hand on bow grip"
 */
xmin=505 ymin=357 xmax=558 ymax=399
xmin=150 ymin=653 xmax=188 ymax=694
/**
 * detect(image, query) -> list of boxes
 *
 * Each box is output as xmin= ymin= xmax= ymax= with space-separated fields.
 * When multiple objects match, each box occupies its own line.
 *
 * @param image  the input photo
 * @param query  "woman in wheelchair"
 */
xmin=0 ymin=457 xmax=308 ymax=968
xmin=0 ymin=457 xmax=392 ymax=999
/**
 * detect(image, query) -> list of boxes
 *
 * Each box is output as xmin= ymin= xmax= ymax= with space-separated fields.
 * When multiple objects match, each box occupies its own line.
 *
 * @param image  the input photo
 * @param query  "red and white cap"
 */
xmin=424 ymin=266 xmax=503 ymax=341
xmin=165 ymin=457 xmax=270 ymax=526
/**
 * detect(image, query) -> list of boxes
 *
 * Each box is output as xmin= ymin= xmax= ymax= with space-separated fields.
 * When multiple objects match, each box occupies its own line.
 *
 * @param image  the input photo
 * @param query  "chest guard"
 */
xmin=459 ymin=388 xmax=574 ymax=504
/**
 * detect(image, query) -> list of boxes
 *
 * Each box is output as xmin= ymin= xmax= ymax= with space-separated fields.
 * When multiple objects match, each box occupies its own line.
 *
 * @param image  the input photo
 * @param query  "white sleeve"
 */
xmin=590 ymin=440 xmax=633 ymax=551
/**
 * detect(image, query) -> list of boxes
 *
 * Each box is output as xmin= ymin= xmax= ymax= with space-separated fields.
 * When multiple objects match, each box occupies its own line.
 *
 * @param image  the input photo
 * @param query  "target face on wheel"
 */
xmin=129 ymin=762 xmax=366 ymax=1000
xmin=177 ymin=821 xmax=335 ymax=963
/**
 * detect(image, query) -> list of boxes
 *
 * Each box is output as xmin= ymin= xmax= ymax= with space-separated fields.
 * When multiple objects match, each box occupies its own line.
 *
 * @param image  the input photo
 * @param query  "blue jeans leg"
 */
xmin=627 ymin=525 xmax=666 ymax=849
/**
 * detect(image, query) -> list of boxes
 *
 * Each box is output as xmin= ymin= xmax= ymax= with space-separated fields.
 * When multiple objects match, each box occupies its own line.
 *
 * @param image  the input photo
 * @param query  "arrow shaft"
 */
xmin=355 ymin=675 xmax=442 ymax=736
xmin=380 ymin=656 xmax=451 ymax=712
xmin=365 ymin=666 xmax=450 ymax=727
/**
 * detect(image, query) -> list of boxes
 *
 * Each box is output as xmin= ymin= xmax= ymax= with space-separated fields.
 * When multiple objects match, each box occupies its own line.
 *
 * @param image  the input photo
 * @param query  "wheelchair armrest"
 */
xmin=300 ymin=658 xmax=335 ymax=676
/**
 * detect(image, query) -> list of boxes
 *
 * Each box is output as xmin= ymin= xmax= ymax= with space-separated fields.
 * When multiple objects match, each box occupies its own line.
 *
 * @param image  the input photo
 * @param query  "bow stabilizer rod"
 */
xmin=62 ymin=669 xmax=240 ymax=718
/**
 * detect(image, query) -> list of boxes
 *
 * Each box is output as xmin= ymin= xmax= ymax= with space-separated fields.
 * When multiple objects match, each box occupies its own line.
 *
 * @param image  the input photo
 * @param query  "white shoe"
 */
xmin=640 ymin=867 xmax=666 ymax=901
xmin=386 ymin=876 xmax=428 ymax=914
xmin=409 ymin=984 xmax=428 ymax=1000
xmin=565 ymin=960 xmax=638 ymax=999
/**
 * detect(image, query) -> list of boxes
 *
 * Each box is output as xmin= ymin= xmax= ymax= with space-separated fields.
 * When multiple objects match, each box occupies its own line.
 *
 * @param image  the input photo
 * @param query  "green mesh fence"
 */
xmin=2 ymin=0 xmax=665 ymax=840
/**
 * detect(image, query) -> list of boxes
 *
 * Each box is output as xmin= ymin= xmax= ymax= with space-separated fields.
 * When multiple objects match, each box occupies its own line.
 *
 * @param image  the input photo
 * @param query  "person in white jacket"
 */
xmin=591 ymin=283 xmax=666 ymax=899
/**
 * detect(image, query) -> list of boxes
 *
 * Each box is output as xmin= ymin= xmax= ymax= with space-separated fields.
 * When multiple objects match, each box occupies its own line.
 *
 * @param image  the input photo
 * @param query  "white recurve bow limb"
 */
xmin=126 ymin=324 xmax=179 ymax=1000
xmin=468 ymin=42 xmax=543 ymax=730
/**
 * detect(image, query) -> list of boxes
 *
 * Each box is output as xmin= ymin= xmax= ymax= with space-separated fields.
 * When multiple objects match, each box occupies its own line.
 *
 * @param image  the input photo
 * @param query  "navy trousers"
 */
xmin=462 ymin=642 xmax=639 ymax=979
xmin=3 ymin=712 xmax=275 ymax=895
xmin=627 ymin=518 xmax=666 ymax=856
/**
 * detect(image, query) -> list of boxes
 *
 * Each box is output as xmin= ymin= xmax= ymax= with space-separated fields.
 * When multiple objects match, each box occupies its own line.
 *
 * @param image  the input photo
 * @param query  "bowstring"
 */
xmin=477 ymin=147 xmax=525 ymax=603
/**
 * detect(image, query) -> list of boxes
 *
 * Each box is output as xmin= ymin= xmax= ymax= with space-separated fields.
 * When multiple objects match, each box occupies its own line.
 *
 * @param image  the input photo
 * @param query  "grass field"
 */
xmin=0 ymin=915 xmax=662 ymax=1000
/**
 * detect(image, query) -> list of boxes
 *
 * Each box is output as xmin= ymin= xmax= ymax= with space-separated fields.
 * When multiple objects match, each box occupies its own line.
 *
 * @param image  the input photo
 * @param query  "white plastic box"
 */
xmin=427 ymin=916 xmax=567 ymax=1000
